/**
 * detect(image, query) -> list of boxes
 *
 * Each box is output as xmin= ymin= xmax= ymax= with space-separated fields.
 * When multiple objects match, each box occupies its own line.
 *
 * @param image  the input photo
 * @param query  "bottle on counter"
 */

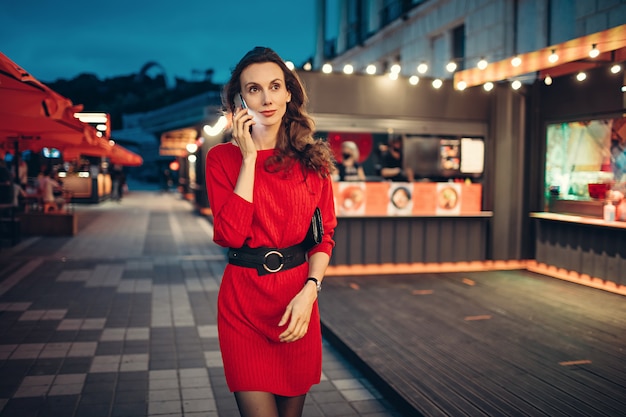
xmin=604 ymin=200 xmax=616 ymax=222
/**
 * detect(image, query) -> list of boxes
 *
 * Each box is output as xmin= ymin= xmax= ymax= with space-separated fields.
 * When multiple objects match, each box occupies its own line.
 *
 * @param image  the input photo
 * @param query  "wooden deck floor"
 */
xmin=319 ymin=269 xmax=626 ymax=417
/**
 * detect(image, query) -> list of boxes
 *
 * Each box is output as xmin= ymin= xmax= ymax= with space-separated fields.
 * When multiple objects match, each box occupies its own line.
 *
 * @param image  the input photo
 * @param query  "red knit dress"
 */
xmin=205 ymin=143 xmax=337 ymax=396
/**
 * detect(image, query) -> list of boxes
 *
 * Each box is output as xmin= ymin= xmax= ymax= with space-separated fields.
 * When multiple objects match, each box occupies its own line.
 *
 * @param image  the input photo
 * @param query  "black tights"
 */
xmin=234 ymin=391 xmax=306 ymax=417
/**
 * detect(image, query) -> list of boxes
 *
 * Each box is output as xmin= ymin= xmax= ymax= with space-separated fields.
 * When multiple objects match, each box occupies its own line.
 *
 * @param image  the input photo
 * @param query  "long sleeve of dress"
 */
xmin=205 ymin=144 xmax=254 ymax=248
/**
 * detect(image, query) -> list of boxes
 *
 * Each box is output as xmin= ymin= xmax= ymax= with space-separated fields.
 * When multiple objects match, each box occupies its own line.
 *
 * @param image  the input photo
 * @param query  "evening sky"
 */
xmin=0 ymin=1 xmax=321 ymax=85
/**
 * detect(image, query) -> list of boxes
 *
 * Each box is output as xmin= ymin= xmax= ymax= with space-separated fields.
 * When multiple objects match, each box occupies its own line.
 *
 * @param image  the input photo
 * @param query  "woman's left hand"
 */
xmin=278 ymin=285 xmax=317 ymax=343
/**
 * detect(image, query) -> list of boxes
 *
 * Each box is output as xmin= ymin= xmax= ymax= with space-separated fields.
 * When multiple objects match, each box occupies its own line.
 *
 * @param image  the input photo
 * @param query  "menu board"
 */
xmin=460 ymin=138 xmax=485 ymax=174
xmin=333 ymin=181 xmax=482 ymax=216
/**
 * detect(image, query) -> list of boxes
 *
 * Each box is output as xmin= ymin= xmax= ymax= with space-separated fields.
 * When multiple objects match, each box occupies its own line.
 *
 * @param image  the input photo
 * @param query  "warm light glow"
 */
xmin=388 ymin=72 xmax=399 ymax=80
xmin=544 ymin=75 xmax=553 ymax=85
xmin=432 ymin=78 xmax=443 ymax=89
xmin=366 ymin=64 xmax=377 ymax=75
xmin=511 ymin=55 xmax=522 ymax=67
xmin=622 ymin=85 xmax=626 ymax=93
xmin=548 ymin=49 xmax=559 ymax=63
xmin=96 ymin=131 xmax=102 ymax=137
xmin=188 ymin=154 xmax=197 ymax=163
xmin=285 ymin=61 xmax=295 ymax=70
xmin=96 ymin=124 xmax=107 ymax=131
xmin=483 ymin=82 xmax=494 ymax=91
xmin=589 ymin=44 xmax=600 ymax=58
xmin=417 ymin=62 xmax=428 ymax=74
xmin=390 ymin=63 xmax=401 ymax=74
xmin=109 ymin=139 xmax=115 ymax=146
xmin=511 ymin=80 xmax=522 ymax=90
xmin=343 ymin=64 xmax=354 ymax=74
xmin=322 ymin=63 xmax=332 ymax=73
xmin=78 ymin=172 xmax=90 ymax=178
xmin=610 ymin=64 xmax=622 ymax=74
xmin=576 ymin=71 xmax=587 ymax=81
xmin=58 ymin=172 xmax=66 ymax=178
xmin=186 ymin=143 xmax=198 ymax=153
xmin=446 ymin=61 xmax=457 ymax=72
xmin=477 ymin=58 xmax=488 ymax=70
xmin=456 ymin=80 xmax=467 ymax=91
xmin=409 ymin=75 xmax=419 ymax=85
xmin=74 ymin=112 xmax=108 ymax=124
xmin=203 ymin=115 xmax=228 ymax=137
xmin=303 ymin=62 xmax=312 ymax=71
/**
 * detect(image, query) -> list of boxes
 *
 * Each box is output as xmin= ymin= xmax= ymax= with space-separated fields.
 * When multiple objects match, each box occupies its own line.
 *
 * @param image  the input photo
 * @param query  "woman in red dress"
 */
xmin=205 ymin=47 xmax=337 ymax=417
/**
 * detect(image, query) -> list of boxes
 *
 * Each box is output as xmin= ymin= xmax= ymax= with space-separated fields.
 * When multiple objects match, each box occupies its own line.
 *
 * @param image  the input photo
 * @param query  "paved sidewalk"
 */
xmin=0 ymin=190 xmax=402 ymax=417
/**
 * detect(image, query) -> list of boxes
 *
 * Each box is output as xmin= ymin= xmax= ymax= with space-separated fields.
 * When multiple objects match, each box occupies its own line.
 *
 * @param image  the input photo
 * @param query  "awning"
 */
xmin=0 ymin=112 xmax=86 ymax=153
xmin=62 ymin=140 xmax=143 ymax=167
xmin=0 ymin=52 xmax=72 ymax=119
xmin=0 ymin=51 xmax=89 ymax=153
xmin=453 ymin=24 xmax=626 ymax=89
xmin=109 ymin=144 xmax=143 ymax=167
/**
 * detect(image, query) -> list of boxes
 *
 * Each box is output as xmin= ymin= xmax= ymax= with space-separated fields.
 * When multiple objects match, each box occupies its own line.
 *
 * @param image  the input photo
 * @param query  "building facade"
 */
xmin=316 ymin=0 xmax=626 ymax=82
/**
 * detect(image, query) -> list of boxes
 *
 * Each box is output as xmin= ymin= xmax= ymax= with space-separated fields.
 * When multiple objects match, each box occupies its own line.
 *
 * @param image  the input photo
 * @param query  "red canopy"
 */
xmin=0 ymin=52 xmax=72 ymax=119
xmin=109 ymin=144 xmax=143 ymax=167
xmin=0 ymin=112 xmax=86 ymax=153
xmin=62 ymin=140 xmax=143 ymax=167
xmin=0 ymin=51 xmax=86 ymax=155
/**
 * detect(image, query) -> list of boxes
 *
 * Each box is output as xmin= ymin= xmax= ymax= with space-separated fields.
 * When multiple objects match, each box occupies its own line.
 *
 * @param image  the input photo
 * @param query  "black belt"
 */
xmin=227 ymin=244 xmax=307 ymax=275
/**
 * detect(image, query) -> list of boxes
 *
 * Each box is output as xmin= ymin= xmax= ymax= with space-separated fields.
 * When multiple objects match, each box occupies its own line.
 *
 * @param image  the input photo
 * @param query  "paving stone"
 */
xmin=0 ymin=191 xmax=402 ymax=417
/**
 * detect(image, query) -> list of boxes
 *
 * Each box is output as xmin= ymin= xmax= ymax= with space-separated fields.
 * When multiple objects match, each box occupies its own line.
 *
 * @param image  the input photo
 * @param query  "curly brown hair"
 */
xmin=223 ymin=46 xmax=335 ymax=178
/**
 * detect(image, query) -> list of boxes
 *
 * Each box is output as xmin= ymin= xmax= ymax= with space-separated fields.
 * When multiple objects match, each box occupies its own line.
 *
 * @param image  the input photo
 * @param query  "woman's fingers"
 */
xmin=232 ymin=108 xmax=254 ymax=151
xmin=279 ymin=307 xmax=311 ymax=342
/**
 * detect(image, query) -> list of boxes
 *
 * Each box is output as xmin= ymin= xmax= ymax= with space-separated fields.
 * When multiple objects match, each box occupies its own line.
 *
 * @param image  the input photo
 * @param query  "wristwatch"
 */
xmin=306 ymin=277 xmax=322 ymax=292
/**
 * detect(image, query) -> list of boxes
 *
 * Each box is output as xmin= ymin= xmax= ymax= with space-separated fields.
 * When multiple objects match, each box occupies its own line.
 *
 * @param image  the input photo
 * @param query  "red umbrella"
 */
xmin=0 ymin=112 xmax=86 ymax=153
xmin=61 ymin=137 xmax=114 ymax=160
xmin=108 ymin=144 xmax=143 ymax=167
xmin=0 ymin=51 xmax=86 ymax=159
xmin=63 ymin=142 xmax=143 ymax=167
xmin=0 ymin=52 xmax=71 ymax=119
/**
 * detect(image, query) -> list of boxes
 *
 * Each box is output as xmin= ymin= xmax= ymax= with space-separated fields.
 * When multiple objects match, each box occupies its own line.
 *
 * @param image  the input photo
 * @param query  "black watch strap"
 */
xmin=306 ymin=277 xmax=322 ymax=292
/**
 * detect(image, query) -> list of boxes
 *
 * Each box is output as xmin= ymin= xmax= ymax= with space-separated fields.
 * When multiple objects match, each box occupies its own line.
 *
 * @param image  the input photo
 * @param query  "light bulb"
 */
xmin=343 ymin=64 xmax=354 ymax=74
xmin=511 ymin=80 xmax=522 ymax=90
xmin=548 ymin=49 xmax=558 ymax=63
xmin=446 ymin=61 xmax=457 ymax=73
xmin=477 ymin=58 xmax=488 ymax=70
xmin=483 ymin=82 xmax=494 ymax=92
xmin=432 ymin=79 xmax=443 ymax=89
xmin=610 ymin=64 xmax=622 ymax=74
xmin=456 ymin=81 xmax=467 ymax=91
xmin=511 ymin=55 xmax=522 ymax=67
xmin=366 ymin=64 xmax=376 ymax=75
xmin=589 ymin=44 xmax=600 ymax=58
xmin=417 ymin=62 xmax=428 ymax=74
xmin=576 ymin=72 xmax=587 ymax=81
xmin=322 ymin=63 xmax=332 ymax=74
xmin=409 ymin=75 xmax=419 ymax=85
xmin=544 ymin=75 xmax=553 ymax=85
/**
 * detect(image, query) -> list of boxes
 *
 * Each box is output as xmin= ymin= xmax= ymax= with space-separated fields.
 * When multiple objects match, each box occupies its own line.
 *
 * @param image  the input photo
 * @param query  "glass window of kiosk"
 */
xmin=321 ymin=131 xmax=484 ymax=182
xmin=545 ymin=117 xmax=626 ymax=201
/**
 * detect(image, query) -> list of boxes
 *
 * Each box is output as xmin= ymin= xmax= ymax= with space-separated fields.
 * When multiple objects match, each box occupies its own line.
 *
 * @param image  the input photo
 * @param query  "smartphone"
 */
xmin=235 ymin=93 xmax=247 ymax=109
xmin=234 ymin=93 xmax=252 ymax=133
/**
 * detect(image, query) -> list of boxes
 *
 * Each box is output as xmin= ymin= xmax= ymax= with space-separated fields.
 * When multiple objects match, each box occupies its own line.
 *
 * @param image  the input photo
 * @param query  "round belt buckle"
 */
xmin=263 ymin=250 xmax=285 ymax=273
